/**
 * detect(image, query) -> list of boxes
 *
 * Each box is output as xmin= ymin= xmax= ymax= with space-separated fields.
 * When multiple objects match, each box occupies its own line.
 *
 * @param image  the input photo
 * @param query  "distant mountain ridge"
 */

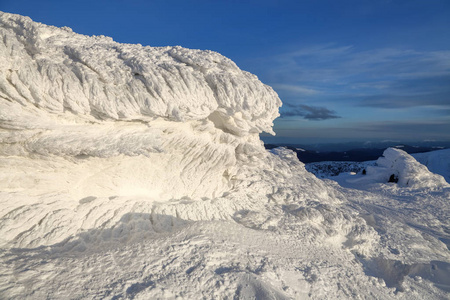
xmin=265 ymin=143 xmax=450 ymax=163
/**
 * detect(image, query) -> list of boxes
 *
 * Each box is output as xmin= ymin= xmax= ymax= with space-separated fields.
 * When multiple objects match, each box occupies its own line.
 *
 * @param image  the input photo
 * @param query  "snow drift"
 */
xmin=1 ymin=12 xmax=449 ymax=299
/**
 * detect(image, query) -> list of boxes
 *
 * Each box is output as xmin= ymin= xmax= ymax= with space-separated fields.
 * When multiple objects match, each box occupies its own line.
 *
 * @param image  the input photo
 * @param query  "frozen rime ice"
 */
xmin=0 ymin=12 xmax=280 ymax=136
xmin=1 ymin=12 xmax=449 ymax=299
xmin=0 ymin=11 xmax=282 ymax=206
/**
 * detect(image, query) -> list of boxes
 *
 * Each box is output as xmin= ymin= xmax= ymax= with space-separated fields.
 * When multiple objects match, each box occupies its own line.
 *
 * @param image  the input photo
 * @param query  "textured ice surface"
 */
xmin=0 ymin=12 xmax=280 ymax=135
xmin=1 ymin=12 xmax=449 ymax=299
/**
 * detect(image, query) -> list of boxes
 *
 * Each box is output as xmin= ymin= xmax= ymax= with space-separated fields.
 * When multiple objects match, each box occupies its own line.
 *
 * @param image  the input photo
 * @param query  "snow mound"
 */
xmin=367 ymin=148 xmax=449 ymax=189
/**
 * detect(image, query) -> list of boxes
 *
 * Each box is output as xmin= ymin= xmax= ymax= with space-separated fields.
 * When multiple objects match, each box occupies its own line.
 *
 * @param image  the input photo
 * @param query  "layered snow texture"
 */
xmin=1 ymin=12 xmax=449 ymax=299
xmin=0 ymin=12 xmax=280 ymax=136
xmin=0 ymin=11 xmax=282 ymax=204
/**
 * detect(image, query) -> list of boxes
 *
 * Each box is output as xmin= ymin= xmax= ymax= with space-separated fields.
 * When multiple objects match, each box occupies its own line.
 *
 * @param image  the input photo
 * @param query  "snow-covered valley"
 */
xmin=0 ymin=12 xmax=449 ymax=299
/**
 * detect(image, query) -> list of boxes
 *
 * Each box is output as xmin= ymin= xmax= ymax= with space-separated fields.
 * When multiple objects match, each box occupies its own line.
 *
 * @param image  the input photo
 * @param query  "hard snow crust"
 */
xmin=0 ymin=12 xmax=449 ymax=299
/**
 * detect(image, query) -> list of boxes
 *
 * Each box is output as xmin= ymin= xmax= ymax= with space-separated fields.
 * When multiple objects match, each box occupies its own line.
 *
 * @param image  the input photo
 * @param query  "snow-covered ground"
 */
xmin=413 ymin=149 xmax=450 ymax=184
xmin=0 ymin=12 xmax=449 ymax=299
xmin=306 ymin=160 xmax=374 ymax=178
xmin=307 ymin=149 xmax=450 ymax=185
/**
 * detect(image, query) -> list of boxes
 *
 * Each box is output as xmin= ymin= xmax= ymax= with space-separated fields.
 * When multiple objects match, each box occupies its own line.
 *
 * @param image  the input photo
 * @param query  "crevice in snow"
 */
xmin=207 ymin=111 xmax=233 ymax=134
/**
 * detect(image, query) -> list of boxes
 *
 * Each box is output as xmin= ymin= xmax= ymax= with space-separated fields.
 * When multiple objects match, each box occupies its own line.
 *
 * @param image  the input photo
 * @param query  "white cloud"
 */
xmin=271 ymin=84 xmax=320 ymax=95
xmin=264 ymin=44 xmax=450 ymax=110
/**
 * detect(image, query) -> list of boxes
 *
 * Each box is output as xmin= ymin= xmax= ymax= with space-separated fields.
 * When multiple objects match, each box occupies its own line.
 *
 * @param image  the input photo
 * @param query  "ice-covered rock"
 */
xmin=367 ymin=148 xmax=449 ymax=189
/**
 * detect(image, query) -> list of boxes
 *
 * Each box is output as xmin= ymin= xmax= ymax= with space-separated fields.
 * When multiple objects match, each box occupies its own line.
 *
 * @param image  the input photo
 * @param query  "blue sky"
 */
xmin=2 ymin=0 xmax=449 ymax=144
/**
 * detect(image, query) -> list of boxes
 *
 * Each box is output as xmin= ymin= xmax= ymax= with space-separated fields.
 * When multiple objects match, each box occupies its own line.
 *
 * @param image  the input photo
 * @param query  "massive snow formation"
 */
xmin=0 ymin=12 xmax=339 ymax=251
xmin=0 ymin=11 xmax=283 ymax=209
xmin=0 ymin=12 xmax=280 ymax=135
xmin=1 ymin=12 xmax=449 ymax=299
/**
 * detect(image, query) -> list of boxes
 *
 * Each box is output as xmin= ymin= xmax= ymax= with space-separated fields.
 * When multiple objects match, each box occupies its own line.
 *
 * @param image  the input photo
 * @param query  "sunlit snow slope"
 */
xmin=1 ymin=12 xmax=449 ymax=299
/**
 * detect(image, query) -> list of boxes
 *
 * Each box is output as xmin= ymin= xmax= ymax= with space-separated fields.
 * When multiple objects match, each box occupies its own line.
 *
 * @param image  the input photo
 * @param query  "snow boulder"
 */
xmin=368 ymin=148 xmax=449 ymax=189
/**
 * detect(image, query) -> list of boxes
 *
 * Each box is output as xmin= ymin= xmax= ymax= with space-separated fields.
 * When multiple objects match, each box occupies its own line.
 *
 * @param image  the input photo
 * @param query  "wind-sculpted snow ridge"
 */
xmin=0 ymin=11 xmax=284 ymax=237
xmin=1 ymin=12 xmax=450 ymax=300
xmin=0 ymin=12 xmax=280 ymax=136
xmin=0 ymin=12 xmax=349 ymax=251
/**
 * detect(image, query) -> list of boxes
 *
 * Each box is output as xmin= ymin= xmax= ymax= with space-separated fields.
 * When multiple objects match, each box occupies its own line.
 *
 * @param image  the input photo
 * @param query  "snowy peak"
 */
xmin=0 ymin=11 xmax=280 ymax=136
